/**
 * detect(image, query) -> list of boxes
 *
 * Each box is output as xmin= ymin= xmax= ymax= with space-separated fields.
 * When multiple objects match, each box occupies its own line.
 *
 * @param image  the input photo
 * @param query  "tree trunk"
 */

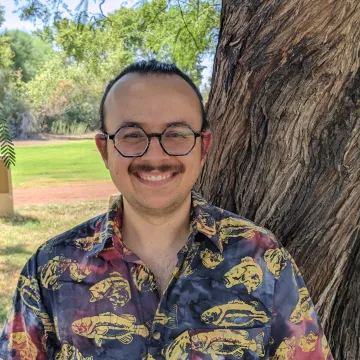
xmin=198 ymin=0 xmax=360 ymax=359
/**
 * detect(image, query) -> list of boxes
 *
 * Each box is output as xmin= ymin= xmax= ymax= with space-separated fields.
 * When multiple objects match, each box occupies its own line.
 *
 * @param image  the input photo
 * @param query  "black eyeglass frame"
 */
xmin=103 ymin=123 xmax=202 ymax=158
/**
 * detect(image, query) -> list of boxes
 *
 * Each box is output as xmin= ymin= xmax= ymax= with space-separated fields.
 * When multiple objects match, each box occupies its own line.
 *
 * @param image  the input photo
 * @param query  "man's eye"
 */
xmin=123 ymin=133 xmax=144 ymax=138
xmin=166 ymin=132 xmax=186 ymax=138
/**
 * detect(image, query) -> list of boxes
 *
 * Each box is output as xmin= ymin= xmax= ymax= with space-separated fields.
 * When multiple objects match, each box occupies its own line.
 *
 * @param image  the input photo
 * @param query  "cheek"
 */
xmin=188 ymin=145 xmax=203 ymax=167
xmin=108 ymin=148 xmax=131 ymax=171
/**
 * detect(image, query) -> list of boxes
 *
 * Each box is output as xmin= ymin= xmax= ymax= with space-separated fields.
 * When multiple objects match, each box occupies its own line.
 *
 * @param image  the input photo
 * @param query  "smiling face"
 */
xmin=96 ymin=73 xmax=212 ymax=216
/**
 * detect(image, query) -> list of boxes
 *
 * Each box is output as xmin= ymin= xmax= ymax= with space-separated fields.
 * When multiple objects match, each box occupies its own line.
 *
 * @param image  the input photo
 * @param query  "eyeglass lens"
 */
xmin=114 ymin=126 xmax=196 ymax=156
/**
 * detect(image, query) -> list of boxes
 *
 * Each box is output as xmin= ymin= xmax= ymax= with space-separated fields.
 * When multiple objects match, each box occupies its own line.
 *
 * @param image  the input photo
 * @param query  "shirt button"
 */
xmin=152 ymin=331 xmax=161 ymax=340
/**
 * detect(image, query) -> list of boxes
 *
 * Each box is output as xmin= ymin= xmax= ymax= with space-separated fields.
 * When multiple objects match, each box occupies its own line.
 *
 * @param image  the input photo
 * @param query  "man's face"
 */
xmin=96 ymin=73 xmax=212 ymax=216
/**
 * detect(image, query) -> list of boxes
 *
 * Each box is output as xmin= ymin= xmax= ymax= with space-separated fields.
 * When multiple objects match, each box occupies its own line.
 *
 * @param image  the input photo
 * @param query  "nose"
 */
xmin=142 ymin=136 xmax=169 ymax=159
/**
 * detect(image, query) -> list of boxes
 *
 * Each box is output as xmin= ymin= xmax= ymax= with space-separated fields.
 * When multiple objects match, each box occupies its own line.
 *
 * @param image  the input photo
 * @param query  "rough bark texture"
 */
xmin=198 ymin=0 xmax=360 ymax=358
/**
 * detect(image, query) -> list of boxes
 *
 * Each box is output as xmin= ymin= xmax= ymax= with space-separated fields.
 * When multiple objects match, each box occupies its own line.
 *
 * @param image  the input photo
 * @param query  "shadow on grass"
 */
xmin=1 ymin=245 xmax=33 ymax=257
xmin=0 ymin=214 xmax=40 ymax=226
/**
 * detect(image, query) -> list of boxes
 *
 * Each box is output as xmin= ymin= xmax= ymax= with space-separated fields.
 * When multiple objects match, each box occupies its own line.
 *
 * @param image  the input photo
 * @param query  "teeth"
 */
xmin=139 ymin=174 xmax=173 ymax=181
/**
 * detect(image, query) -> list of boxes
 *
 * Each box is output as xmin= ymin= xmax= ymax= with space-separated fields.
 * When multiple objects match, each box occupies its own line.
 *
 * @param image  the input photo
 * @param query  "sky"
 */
xmin=1 ymin=0 xmax=129 ymax=31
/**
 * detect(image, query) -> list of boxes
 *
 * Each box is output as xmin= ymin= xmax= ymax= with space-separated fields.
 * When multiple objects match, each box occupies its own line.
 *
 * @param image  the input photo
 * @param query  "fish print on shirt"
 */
xmin=0 ymin=190 xmax=333 ymax=360
xmin=199 ymin=248 xmax=224 ymax=269
xmin=38 ymin=256 xmax=91 ymax=291
xmin=200 ymin=300 xmax=270 ymax=328
xmin=191 ymin=329 xmax=265 ymax=360
xmin=89 ymin=272 xmax=131 ymax=309
xmin=71 ymin=313 xmax=149 ymax=347
xmin=224 ymin=257 xmax=263 ymax=293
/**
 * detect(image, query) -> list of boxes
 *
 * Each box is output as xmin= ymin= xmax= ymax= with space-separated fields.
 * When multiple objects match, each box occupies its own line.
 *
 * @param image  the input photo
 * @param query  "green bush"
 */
xmin=50 ymin=119 xmax=88 ymax=135
xmin=43 ymin=104 xmax=92 ymax=135
xmin=0 ymin=88 xmax=35 ymax=138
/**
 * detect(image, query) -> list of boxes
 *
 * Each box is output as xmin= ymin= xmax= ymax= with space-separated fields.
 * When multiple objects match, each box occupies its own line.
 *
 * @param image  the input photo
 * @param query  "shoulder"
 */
xmin=211 ymin=205 xmax=281 ymax=251
xmin=32 ymin=213 xmax=106 ymax=264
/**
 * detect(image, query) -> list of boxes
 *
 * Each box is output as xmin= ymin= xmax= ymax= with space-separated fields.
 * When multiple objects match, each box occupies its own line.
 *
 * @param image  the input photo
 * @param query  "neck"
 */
xmin=121 ymin=194 xmax=192 ymax=256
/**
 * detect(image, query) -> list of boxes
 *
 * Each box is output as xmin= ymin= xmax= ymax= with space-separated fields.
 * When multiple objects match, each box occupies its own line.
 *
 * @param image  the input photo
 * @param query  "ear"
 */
xmin=95 ymin=134 xmax=109 ymax=169
xmin=200 ymin=129 xmax=212 ymax=166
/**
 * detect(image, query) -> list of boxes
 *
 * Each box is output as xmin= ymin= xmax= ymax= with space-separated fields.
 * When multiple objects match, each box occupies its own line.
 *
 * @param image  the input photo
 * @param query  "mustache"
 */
xmin=129 ymin=163 xmax=185 ymax=174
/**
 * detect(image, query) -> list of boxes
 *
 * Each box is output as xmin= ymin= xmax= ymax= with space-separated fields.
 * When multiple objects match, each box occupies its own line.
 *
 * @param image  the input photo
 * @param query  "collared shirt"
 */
xmin=0 ymin=190 xmax=333 ymax=360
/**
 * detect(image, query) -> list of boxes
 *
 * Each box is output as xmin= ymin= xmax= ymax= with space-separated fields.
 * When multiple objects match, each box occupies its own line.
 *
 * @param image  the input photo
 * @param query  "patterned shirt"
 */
xmin=0 ymin=190 xmax=333 ymax=360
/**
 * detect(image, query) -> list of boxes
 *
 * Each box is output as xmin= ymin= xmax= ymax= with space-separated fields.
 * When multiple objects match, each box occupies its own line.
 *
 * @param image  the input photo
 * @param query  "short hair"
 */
xmin=99 ymin=59 xmax=209 ymax=133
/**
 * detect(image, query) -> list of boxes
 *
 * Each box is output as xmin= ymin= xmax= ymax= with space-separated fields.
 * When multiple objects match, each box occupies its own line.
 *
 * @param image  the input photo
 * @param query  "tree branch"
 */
xmin=150 ymin=0 xmax=172 ymax=25
xmin=98 ymin=0 xmax=112 ymax=24
xmin=176 ymin=0 xmax=200 ymax=51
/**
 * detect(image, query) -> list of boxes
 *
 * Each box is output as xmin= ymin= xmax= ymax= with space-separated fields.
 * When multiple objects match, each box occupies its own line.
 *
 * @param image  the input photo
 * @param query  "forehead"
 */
xmin=104 ymin=73 xmax=202 ymax=132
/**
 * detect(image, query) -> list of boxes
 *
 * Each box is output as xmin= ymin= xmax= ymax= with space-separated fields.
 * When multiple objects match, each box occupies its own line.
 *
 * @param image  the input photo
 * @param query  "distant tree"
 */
xmin=36 ymin=0 xmax=219 ymax=85
xmin=2 ymin=30 xmax=52 ymax=82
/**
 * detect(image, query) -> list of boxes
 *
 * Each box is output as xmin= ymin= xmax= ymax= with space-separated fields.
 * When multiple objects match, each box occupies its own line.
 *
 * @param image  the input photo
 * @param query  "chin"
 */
xmin=129 ymin=189 xmax=191 ymax=215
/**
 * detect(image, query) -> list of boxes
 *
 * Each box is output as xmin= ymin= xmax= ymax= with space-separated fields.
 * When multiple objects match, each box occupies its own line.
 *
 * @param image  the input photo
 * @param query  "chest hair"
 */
xmin=146 ymin=254 xmax=178 ymax=295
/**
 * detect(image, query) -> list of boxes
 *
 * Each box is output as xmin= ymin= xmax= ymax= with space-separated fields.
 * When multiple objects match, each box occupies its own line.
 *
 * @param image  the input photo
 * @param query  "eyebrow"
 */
xmin=120 ymin=120 xmax=193 ymax=128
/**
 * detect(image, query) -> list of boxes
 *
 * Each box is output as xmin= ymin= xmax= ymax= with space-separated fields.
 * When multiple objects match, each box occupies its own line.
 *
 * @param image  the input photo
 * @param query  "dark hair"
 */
xmin=99 ymin=59 xmax=209 ymax=133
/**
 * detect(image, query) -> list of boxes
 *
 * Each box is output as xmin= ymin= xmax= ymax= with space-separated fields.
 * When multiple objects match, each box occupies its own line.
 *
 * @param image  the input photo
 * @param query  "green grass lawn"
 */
xmin=0 ymin=200 xmax=109 ymax=330
xmin=12 ymin=140 xmax=112 ymax=189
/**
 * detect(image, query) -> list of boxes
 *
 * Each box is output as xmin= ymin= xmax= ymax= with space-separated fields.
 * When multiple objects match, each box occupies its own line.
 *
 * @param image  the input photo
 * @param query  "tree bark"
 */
xmin=198 ymin=0 xmax=360 ymax=358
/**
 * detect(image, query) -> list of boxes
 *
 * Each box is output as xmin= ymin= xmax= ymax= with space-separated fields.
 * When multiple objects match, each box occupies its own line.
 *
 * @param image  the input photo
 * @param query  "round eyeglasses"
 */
xmin=104 ymin=124 xmax=202 ymax=158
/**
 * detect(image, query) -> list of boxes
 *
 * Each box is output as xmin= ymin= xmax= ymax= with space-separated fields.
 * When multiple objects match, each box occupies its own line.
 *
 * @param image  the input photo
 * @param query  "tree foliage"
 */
xmin=2 ymin=30 xmax=52 ymax=82
xmin=0 ymin=5 xmax=16 ymax=168
xmin=0 ymin=5 xmax=13 ymax=71
xmin=0 ymin=0 xmax=220 ymax=166
xmin=36 ymin=0 xmax=219 ymax=84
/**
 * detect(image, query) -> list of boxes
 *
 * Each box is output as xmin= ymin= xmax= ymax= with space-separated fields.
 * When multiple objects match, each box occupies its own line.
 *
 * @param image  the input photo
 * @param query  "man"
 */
xmin=0 ymin=60 xmax=333 ymax=359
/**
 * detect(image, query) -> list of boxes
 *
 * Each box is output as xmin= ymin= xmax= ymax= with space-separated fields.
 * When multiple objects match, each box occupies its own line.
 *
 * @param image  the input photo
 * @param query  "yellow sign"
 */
xmin=0 ymin=155 xmax=14 ymax=216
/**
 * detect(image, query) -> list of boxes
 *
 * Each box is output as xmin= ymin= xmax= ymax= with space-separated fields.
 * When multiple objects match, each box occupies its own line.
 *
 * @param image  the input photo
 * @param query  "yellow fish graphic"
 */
xmin=41 ymin=334 xmax=46 ymax=353
xmin=271 ymin=336 xmax=296 ymax=360
xmin=39 ymin=312 xmax=56 ymax=337
xmin=54 ymin=317 xmax=60 ymax=339
xmin=191 ymin=329 xmax=265 ymax=359
xmin=38 ymin=256 xmax=91 ymax=290
xmin=321 ymin=335 xmax=330 ymax=358
xmin=181 ymin=244 xmax=200 ymax=277
xmin=55 ymin=343 xmax=93 ymax=360
xmin=201 ymin=300 xmax=270 ymax=327
xmin=75 ymin=235 xmax=103 ymax=252
xmin=218 ymin=217 xmax=276 ymax=244
xmin=72 ymin=312 xmax=149 ymax=347
xmin=224 ymin=257 xmax=263 ymax=293
xmin=264 ymin=248 xmax=287 ymax=279
xmin=131 ymin=265 xmax=157 ymax=292
xmin=194 ymin=211 xmax=217 ymax=238
xmin=153 ymin=304 xmax=178 ymax=329
xmin=161 ymin=331 xmax=191 ymax=360
xmin=290 ymin=256 xmax=301 ymax=278
xmin=290 ymin=287 xmax=314 ymax=324
xmin=89 ymin=272 xmax=131 ymax=309
xmin=299 ymin=331 xmax=318 ymax=352
xmin=8 ymin=332 xmax=38 ymax=360
xmin=142 ymin=355 xmax=156 ymax=360
xmin=17 ymin=275 xmax=41 ymax=317
xmin=200 ymin=248 xmax=224 ymax=269
xmin=192 ymin=193 xmax=209 ymax=207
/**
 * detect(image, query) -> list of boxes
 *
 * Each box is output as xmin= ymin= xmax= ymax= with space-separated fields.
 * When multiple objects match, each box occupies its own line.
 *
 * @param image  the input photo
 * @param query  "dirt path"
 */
xmin=13 ymin=183 xmax=119 ymax=206
xmin=10 ymin=135 xmax=120 ymax=206
xmin=13 ymin=133 xmax=97 ymax=147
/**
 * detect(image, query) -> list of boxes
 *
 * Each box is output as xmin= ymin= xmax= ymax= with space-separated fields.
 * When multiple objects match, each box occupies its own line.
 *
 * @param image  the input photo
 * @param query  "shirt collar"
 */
xmin=87 ymin=189 xmax=222 ymax=258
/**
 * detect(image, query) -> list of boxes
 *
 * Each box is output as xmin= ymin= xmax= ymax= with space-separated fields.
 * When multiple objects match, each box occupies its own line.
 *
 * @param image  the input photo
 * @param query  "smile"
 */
xmin=137 ymin=173 xmax=174 ymax=181
xmin=134 ymin=171 xmax=178 ymax=185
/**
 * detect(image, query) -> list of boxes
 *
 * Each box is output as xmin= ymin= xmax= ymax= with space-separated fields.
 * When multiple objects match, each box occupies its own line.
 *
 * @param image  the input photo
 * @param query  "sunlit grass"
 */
xmin=11 ymin=140 xmax=112 ymax=189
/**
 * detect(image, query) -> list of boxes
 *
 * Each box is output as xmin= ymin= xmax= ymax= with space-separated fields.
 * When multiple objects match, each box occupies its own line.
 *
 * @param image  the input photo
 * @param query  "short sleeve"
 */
xmin=269 ymin=248 xmax=333 ymax=360
xmin=0 ymin=253 xmax=51 ymax=360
